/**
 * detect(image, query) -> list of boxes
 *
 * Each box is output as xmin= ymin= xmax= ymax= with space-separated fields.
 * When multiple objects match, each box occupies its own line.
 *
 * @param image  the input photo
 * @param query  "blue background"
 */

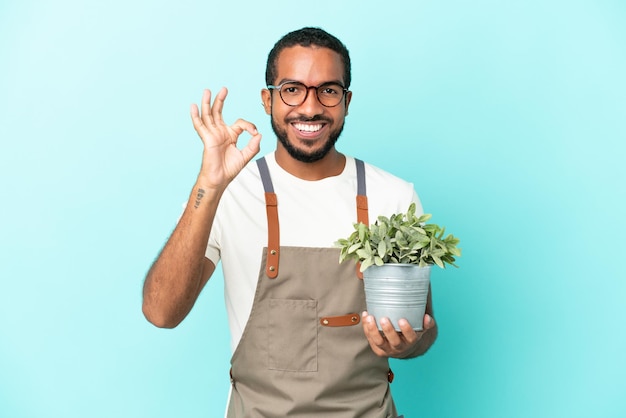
xmin=1 ymin=1 xmax=625 ymax=417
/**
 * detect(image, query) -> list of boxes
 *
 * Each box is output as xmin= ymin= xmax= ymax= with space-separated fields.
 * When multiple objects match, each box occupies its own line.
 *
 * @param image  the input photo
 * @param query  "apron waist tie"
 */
xmin=230 ymin=367 xmax=394 ymax=383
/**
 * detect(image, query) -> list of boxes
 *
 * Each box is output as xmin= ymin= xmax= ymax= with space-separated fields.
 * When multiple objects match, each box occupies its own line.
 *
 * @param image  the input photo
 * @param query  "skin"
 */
xmin=261 ymin=45 xmax=350 ymax=180
xmin=142 ymin=87 xmax=260 ymax=327
xmin=142 ymin=45 xmax=437 ymax=359
xmin=362 ymin=287 xmax=437 ymax=359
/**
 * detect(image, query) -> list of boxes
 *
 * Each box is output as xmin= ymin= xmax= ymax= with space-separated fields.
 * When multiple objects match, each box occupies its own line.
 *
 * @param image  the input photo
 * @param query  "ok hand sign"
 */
xmin=190 ymin=87 xmax=262 ymax=191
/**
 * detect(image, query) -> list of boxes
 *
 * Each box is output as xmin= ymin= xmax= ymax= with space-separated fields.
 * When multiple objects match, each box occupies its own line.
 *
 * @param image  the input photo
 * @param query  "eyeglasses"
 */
xmin=267 ymin=81 xmax=349 ymax=107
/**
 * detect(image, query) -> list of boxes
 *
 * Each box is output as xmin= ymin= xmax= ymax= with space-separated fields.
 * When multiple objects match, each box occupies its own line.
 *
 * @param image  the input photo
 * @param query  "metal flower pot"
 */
xmin=363 ymin=264 xmax=431 ymax=331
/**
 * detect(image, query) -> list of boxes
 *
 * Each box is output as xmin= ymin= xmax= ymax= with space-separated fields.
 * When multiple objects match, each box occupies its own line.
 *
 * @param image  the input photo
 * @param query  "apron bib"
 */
xmin=227 ymin=158 xmax=397 ymax=418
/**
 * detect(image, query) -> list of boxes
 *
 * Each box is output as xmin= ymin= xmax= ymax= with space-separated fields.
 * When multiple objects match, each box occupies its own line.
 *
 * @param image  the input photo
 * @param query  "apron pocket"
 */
xmin=268 ymin=298 xmax=318 ymax=372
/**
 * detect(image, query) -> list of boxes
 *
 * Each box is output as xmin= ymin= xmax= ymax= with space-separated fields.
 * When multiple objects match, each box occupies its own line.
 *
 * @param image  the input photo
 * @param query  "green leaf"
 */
xmin=358 ymin=222 xmax=367 ymax=243
xmin=360 ymin=257 xmax=374 ymax=272
xmin=356 ymin=248 xmax=370 ymax=259
xmin=411 ymin=240 xmax=429 ymax=250
xmin=348 ymin=243 xmax=362 ymax=254
xmin=377 ymin=240 xmax=387 ymax=257
xmin=417 ymin=213 xmax=432 ymax=223
xmin=335 ymin=203 xmax=461 ymax=269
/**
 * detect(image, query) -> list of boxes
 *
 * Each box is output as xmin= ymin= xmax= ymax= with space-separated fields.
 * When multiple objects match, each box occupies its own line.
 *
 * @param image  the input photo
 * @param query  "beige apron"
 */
xmin=227 ymin=157 xmax=398 ymax=418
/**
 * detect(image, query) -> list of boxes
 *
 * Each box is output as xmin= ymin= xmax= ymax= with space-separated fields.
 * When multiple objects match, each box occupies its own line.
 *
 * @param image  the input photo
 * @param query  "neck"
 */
xmin=275 ymin=146 xmax=346 ymax=180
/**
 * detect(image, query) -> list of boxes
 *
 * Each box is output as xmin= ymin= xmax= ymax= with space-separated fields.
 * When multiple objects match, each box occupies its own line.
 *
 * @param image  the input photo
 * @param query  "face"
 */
xmin=262 ymin=45 xmax=352 ymax=163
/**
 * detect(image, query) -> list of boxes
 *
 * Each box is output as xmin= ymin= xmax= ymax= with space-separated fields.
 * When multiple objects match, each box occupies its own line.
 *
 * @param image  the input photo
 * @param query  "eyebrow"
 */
xmin=276 ymin=78 xmax=345 ymax=87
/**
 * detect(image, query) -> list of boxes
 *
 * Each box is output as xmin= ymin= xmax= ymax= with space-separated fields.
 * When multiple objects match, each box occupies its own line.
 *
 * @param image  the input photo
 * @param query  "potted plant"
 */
xmin=335 ymin=203 xmax=461 ymax=331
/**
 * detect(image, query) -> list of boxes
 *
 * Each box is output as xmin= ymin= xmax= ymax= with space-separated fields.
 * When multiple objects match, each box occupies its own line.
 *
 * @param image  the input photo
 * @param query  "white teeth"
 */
xmin=294 ymin=123 xmax=322 ymax=132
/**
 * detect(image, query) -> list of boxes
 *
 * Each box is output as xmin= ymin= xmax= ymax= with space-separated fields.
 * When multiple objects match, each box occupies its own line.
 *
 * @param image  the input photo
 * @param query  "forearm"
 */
xmin=142 ymin=182 xmax=222 ymax=328
xmin=143 ymin=87 xmax=261 ymax=328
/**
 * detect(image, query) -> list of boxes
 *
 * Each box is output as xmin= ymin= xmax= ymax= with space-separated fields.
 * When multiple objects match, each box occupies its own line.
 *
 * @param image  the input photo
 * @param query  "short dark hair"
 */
xmin=265 ymin=27 xmax=351 ymax=88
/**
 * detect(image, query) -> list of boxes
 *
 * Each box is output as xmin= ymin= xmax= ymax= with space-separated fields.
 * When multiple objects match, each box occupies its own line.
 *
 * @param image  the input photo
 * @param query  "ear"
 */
xmin=344 ymin=90 xmax=353 ymax=116
xmin=261 ymin=89 xmax=272 ymax=115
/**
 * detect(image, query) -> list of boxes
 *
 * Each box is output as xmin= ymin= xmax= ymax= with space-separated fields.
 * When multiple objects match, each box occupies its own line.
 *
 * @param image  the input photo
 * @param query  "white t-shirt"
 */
xmin=206 ymin=152 xmax=422 ymax=352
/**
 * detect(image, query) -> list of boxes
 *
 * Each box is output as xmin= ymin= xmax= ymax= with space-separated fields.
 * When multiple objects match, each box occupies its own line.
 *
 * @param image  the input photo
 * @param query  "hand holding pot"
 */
xmin=362 ymin=312 xmax=437 ymax=359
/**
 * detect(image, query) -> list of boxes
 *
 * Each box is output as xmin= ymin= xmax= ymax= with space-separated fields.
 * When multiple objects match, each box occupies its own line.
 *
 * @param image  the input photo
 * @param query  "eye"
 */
xmin=319 ymin=84 xmax=342 ymax=96
xmin=282 ymin=83 xmax=303 ymax=95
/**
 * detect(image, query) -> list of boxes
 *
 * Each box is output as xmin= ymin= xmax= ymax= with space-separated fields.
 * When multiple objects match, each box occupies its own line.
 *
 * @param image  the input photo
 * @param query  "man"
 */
xmin=143 ymin=27 xmax=437 ymax=417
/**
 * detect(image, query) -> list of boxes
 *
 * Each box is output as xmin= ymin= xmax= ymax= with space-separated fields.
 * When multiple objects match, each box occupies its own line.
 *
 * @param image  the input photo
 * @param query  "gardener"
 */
xmin=142 ymin=27 xmax=437 ymax=417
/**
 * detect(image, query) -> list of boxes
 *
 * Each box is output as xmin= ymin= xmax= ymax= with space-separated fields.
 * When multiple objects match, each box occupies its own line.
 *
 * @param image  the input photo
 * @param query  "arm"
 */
xmin=142 ymin=88 xmax=262 ymax=328
xmin=362 ymin=285 xmax=438 ymax=359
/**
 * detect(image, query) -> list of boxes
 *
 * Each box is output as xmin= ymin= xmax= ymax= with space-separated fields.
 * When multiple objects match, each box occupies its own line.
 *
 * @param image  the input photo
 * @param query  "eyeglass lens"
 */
xmin=279 ymin=82 xmax=345 ymax=107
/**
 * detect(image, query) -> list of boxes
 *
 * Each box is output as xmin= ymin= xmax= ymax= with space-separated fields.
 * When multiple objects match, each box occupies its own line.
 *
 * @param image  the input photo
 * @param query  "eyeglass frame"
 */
xmin=266 ymin=81 xmax=350 ymax=108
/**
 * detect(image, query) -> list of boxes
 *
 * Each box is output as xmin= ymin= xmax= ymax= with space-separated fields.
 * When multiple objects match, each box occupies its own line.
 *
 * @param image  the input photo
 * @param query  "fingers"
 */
xmin=190 ymin=90 xmax=212 ymax=138
xmin=198 ymin=87 xmax=228 ymax=127
xmin=379 ymin=317 xmax=410 ymax=351
xmin=240 ymin=132 xmax=262 ymax=163
xmin=200 ymin=88 xmax=213 ymax=124
xmin=363 ymin=311 xmax=427 ymax=358
xmin=191 ymin=88 xmax=226 ymax=131
xmin=230 ymin=118 xmax=262 ymax=160
xmin=362 ymin=311 xmax=386 ymax=347
xmin=210 ymin=87 xmax=228 ymax=125
xmin=422 ymin=314 xmax=435 ymax=330
xmin=190 ymin=103 xmax=205 ymax=135
xmin=230 ymin=118 xmax=260 ymax=137
xmin=194 ymin=88 xmax=255 ymax=135
xmin=191 ymin=88 xmax=261 ymax=143
xmin=190 ymin=88 xmax=262 ymax=178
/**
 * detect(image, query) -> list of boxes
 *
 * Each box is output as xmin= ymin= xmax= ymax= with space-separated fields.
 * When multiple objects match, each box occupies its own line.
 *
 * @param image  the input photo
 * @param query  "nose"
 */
xmin=298 ymin=86 xmax=325 ymax=116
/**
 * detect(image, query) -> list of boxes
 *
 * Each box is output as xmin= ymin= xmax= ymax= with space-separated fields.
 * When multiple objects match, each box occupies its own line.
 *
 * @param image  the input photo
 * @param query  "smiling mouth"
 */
xmin=293 ymin=122 xmax=324 ymax=133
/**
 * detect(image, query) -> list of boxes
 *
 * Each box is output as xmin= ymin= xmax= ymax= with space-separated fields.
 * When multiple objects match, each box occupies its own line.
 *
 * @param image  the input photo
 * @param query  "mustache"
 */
xmin=286 ymin=115 xmax=332 ymax=123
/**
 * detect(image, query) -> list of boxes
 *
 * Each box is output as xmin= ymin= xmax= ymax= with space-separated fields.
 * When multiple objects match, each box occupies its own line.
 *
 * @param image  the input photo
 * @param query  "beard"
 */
xmin=271 ymin=114 xmax=345 ymax=163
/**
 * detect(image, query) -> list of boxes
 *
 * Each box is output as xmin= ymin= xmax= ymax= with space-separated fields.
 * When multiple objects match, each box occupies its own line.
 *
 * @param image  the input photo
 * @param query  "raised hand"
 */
xmin=190 ymin=87 xmax=262 ymax=191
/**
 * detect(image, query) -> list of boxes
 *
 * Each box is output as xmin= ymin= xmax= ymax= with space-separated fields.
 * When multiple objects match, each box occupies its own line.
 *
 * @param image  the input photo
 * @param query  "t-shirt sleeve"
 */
xmin=205 ymin=212 xmax=221 ymax=267
xmin=411 ymin=188 xmax=424 ymax=216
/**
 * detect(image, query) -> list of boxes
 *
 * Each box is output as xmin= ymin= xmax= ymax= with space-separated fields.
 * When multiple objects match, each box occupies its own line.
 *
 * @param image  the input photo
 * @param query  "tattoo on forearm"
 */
xmin=194 ymin=188 xmax=206 ymax=208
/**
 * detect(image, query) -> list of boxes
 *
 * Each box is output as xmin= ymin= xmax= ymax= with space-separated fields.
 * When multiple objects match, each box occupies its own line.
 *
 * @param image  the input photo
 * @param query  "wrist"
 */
xmin=188 ymin=181 xmax=223 ymax=212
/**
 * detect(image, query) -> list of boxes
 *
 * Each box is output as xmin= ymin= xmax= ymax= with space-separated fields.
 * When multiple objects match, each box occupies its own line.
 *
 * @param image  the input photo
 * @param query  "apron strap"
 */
xmin=256 ymin=157 xmax=280 ymax=278
xmin=355 ymin=159 xmax=369 ymax=279
xmin=355 ymin=158 xmax=369 ymax=226
xmin=256 ymin=156 xmax=369 ymax=280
